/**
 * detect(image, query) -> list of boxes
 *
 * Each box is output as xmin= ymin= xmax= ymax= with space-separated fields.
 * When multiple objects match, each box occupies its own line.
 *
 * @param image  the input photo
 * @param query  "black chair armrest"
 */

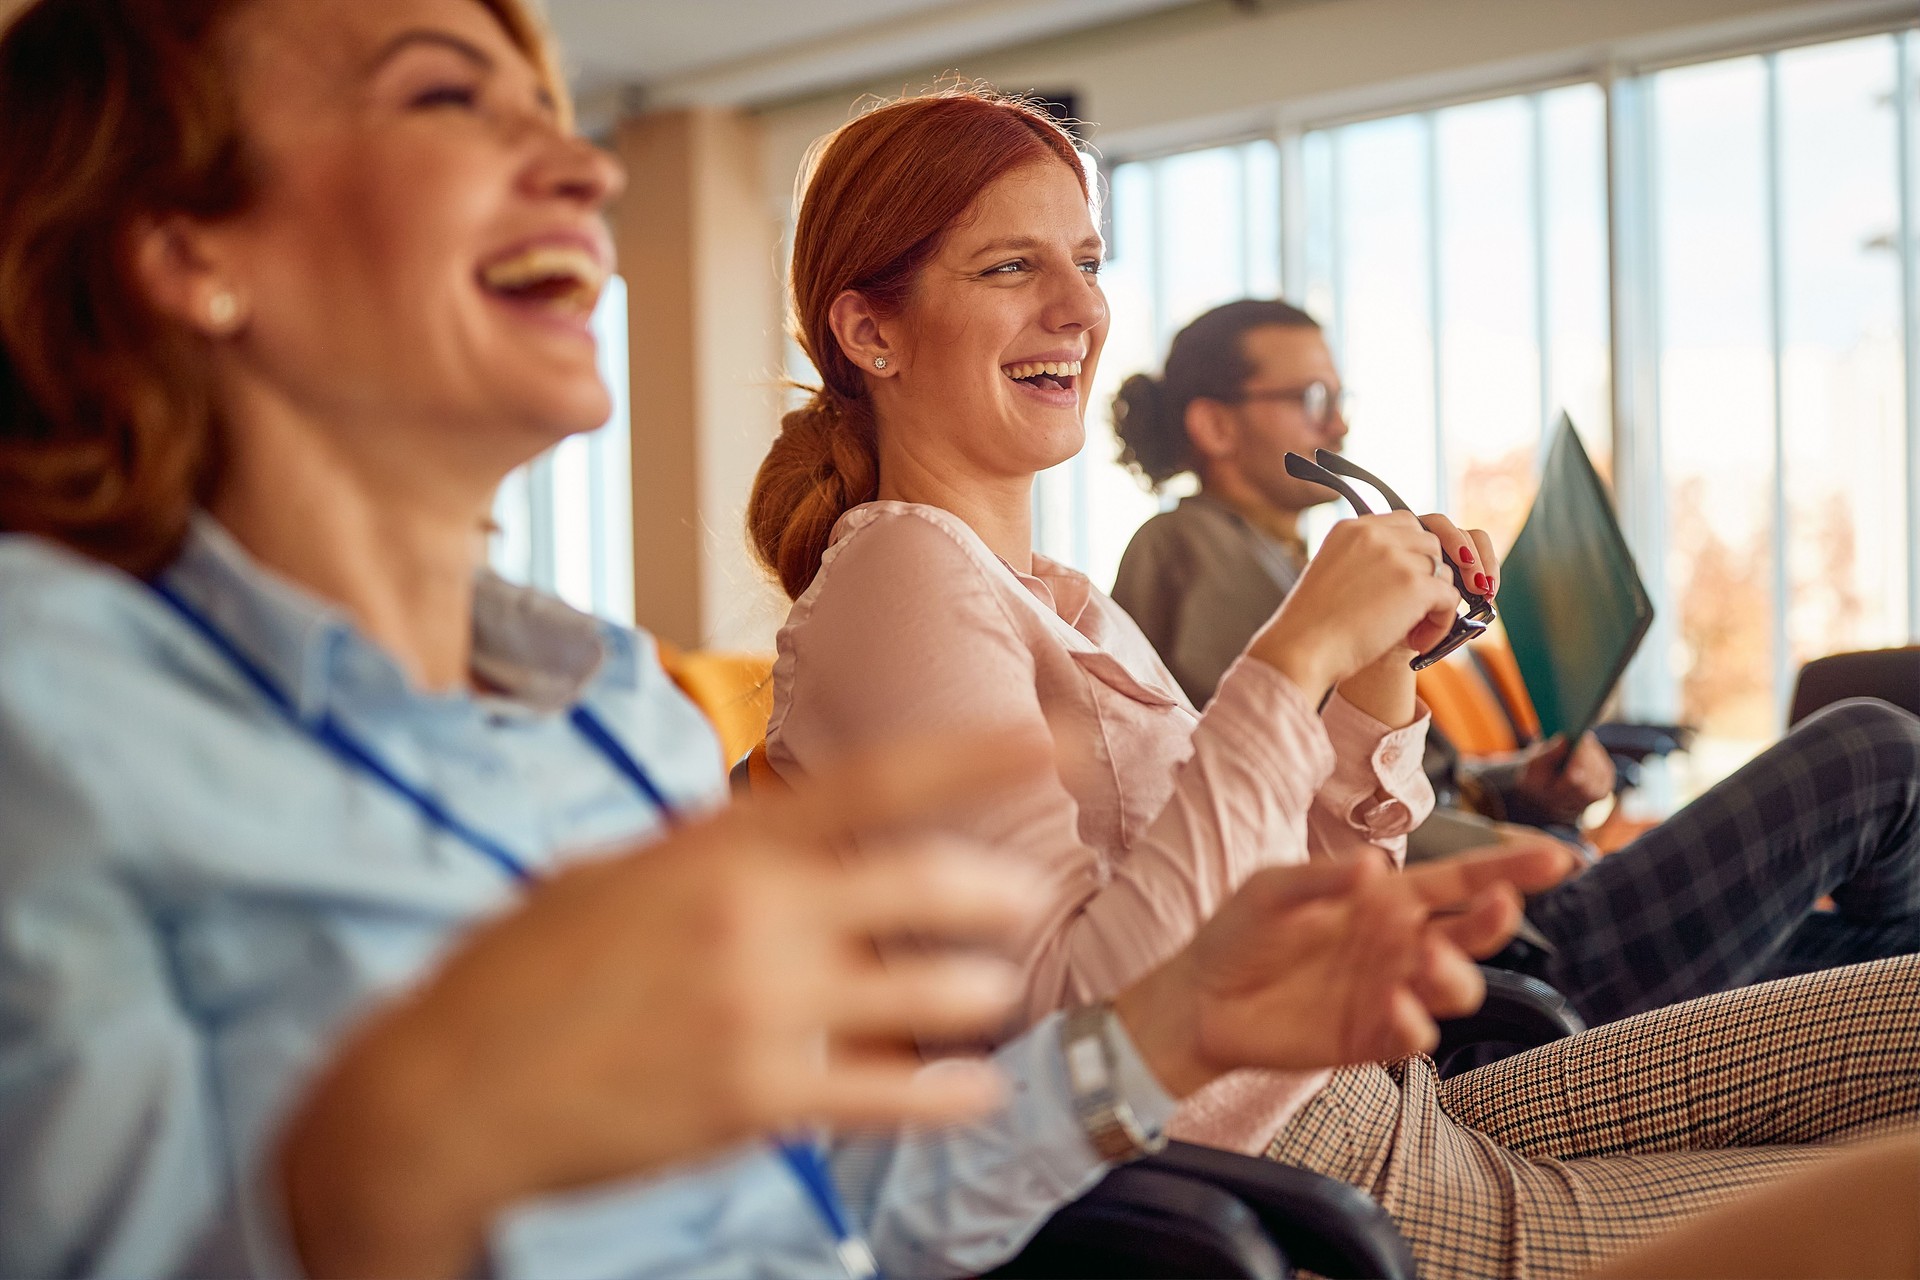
xmin=1143 ymin=1143 xmax=1417 ymax=1280
xmin=986 ymin=1164 xmax=1289 ymax=1279
xmin=1434 ymin=966 xmax=1586 ymax=1077
xmin=1591 ymin=720 xmax=1693 ymax=762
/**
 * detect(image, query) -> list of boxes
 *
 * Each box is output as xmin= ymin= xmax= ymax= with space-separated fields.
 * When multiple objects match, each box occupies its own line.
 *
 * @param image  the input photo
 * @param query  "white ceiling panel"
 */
xmin=546 ymin=0 xmax=1200 ymax=107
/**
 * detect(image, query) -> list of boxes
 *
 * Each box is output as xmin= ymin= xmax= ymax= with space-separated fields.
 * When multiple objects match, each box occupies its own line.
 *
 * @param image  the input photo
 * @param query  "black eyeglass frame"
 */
xmin=1233 ymin=380 xmax=1347 ymax=429
xmin=1282 ymin=448 xmax=1495 ymax=671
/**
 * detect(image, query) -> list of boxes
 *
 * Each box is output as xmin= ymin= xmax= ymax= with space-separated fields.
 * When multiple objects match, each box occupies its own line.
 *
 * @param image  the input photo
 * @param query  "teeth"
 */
xmin=479 ymin=245 xmax=607 ymax=301
xmin=1000 ymin=359 xmax=1083 ymax=380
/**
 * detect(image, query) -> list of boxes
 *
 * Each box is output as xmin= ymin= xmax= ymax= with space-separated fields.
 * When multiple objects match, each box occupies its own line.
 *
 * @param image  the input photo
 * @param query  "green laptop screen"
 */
xmin=1498 ymin=415 xmax=1656 ymax=742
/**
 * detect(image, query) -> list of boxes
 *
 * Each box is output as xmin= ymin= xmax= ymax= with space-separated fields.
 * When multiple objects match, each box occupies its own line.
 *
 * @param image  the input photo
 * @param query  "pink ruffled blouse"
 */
xmin=767 ymin=501 xmax=1434 ymax=1152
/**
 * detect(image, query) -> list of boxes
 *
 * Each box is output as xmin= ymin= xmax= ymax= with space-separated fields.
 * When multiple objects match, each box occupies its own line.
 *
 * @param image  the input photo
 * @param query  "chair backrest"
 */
xmin=1788 ymin=646 xmax=1920 ymax=728
xmin=1414 ymin=652 xmax=1520 ymax=755
xmin=1467 ymin=634 xmax=1542 ymax=744
xmin=655 ymin=645 xmax=775 ymax=766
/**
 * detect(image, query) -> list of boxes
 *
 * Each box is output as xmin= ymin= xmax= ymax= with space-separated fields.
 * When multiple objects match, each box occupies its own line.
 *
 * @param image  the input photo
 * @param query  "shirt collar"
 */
xmin=159 ymin=513 xmax=623 ymax=723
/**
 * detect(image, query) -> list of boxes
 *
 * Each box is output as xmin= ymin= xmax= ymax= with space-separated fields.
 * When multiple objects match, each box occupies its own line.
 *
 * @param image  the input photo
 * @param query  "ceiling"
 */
xmin=0 ymin=0 xmax=1204 ymax=113
xmin=545 ymin=0 xmax=1202 ymax=110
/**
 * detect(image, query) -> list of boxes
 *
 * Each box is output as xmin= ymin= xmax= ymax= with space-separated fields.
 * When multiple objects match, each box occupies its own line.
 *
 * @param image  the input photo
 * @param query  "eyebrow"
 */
xmin=967 ymin=234 xmax=1106 ymax=259
xmin=366 ymin=29 xmax=495 ymax=78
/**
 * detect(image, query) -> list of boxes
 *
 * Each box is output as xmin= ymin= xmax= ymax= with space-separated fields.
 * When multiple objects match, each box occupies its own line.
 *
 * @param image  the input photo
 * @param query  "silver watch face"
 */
xmin=1062 ymin=1004 xmax=1163 ymax=1161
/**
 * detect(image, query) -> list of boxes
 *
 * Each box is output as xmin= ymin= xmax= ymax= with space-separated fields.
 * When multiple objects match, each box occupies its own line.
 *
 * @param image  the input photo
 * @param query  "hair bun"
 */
xmin=1113 ymin=372 xmax=1163 ymax=434
xmin=1113 ymin=372 xmax=1188 ymax=489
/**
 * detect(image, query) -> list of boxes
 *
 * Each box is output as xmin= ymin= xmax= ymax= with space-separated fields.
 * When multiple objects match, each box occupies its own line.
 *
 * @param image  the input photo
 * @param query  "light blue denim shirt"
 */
xmin=0 ymin=517 xmax=1174 ymax=1279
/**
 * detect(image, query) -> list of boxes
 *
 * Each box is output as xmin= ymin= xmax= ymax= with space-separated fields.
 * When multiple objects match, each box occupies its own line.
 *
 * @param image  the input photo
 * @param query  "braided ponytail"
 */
xmin=747 ymin=390 xmax=878 ymax=601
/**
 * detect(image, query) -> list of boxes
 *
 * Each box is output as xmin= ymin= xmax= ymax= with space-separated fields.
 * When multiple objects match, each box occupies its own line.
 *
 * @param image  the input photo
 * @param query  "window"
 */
xmin=1069 ymin=25 xmax=1920 ymax=799
xmin=1036 ymin=139 xmax=1280 ymax=588
xmin=1298 ymin=83 xmax=1611 ymax=554
xmin=490 ymin=276 xmax=635 ymax=623
xmin=1645 ymin=37 xmax=1914 ymax=786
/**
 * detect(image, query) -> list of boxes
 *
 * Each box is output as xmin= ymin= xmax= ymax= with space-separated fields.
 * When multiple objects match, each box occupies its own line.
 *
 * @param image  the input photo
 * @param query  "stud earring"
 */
xmin=872 ymin=356 xmax=888 ymax=370
xmin=207 ymin=291 xmax=240 ymax=332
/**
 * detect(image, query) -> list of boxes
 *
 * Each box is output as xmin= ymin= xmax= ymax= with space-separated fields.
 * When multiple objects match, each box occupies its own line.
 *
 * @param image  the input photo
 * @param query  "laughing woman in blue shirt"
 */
xmin=0 ymin=1 xmax=1588 ymax=1276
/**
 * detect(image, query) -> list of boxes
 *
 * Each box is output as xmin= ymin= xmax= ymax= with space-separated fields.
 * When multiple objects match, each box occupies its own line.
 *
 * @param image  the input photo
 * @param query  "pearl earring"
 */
xmin=873 ymin=356 xmax=888 ymax=370
xmin=207 ymin=291 xmax=240 ymax=331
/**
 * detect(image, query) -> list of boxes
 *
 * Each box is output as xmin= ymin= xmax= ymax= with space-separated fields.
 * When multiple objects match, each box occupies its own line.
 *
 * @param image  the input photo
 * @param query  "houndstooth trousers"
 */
xmin=1267 ymin=954 xmax=1920 ymax=1279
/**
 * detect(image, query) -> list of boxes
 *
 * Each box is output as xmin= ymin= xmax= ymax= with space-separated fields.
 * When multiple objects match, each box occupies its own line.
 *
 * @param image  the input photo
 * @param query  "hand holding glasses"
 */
xmin=1283 ymin=449 xmax=1495 ymax=671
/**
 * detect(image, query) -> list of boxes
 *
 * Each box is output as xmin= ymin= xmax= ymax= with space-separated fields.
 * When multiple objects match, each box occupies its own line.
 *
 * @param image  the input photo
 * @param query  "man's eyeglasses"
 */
xmin=1234 ymin=380 xmax=1347 ymax=429
xmin=1282 ymin=448 xmax=1494 ymax=671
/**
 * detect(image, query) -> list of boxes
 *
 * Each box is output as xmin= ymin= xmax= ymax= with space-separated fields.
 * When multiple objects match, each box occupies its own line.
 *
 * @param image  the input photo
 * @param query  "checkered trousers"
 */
xmin=1527 ymin=698 xmax=1920 ymax=1026
xmin=1266 ymin=954 xmax=1920 ymax=1280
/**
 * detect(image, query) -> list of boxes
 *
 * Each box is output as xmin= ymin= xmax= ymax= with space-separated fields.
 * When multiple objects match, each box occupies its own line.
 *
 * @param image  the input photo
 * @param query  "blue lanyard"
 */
xmin=145 ymin=577 xmax=878 ymax=1278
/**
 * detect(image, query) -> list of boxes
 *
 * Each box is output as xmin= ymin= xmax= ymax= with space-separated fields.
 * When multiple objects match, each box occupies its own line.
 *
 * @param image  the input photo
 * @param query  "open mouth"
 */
xmin=477 ymin=244 xmax=608 ymax=320
xmin=1001 ymin=359 xmax=1082 ymax=394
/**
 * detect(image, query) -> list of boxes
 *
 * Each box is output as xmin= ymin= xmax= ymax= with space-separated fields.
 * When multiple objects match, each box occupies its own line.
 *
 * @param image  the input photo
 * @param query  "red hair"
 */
xmin=746 ymin=88 xmax=1087 ymax=600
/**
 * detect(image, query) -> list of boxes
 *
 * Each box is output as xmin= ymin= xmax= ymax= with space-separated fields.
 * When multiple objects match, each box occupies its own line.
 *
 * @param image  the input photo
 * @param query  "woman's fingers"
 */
xmin=1378 ymin=988 xmax=1442 ymax=1059
xmin=1235 ymin=859 xmax=1377 ymax=916
xmin=800 ymin=1057 xmax=1008 ymax=1132
xmin=827 ymin=955 xmax=1024 ymax=1040
xmin=1403 ymin=841 xmax=1580 ymax=909
xmin=1418 ymin=513 xmax=1497 ymax=598
xmin=760 ymin=731 xmax=1051 ymax=846
xmin=1466 ymin=527 xmax=1499 ymax=596
xmin=1410 ymin=931 xmax=1487 ymax=1021
xmin=1429 ymin=884 xmax=1525 ymax=959
xmin=826 ymin=839 xmax=1042 ymax=945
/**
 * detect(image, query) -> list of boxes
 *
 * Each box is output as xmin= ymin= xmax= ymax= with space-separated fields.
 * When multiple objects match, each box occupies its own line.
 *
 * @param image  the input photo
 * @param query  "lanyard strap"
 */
xmin=149 ymin=578 xmax=579 ymax=882
xmin=146 ymin=576 xmax=877 ymax=1276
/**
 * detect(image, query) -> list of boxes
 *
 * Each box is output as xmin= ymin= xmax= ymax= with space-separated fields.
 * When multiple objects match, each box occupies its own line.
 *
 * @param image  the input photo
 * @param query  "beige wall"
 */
xmin=611 ymin=109 xmax=787 ymax=652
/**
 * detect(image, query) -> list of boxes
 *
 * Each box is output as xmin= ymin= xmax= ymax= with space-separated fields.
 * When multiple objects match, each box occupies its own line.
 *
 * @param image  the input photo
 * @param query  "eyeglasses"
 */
xmin=1282 ymin=448 xmax=1495 ymax=671
xmin=1235 ymin=380 xmax=1348 ymax=429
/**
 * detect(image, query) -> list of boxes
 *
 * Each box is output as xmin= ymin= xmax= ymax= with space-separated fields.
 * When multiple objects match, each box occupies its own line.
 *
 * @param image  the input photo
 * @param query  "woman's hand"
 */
xmin=279 ymin=737 xmax=1047 ymax=1280
xmin=1113 ymin=841 xmax=1576 ymax=1098
xmin=1331 ymin=512 xmax=1498 ymax=724
xmin=1247 ymin=512 xmax=1486 ymax=705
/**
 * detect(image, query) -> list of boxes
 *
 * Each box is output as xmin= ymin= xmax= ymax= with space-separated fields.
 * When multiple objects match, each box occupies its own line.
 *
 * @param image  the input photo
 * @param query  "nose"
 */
xmin=1042 ymin=263 xmax=1107 ymax=335
xmin=525 ymin=131 xmax=627 ymax=211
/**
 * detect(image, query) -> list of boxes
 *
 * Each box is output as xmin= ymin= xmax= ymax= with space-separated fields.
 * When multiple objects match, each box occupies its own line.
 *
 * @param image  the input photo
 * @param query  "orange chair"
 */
xmin=653 ymin=643 xmax=775 ymax=768
xmin=1414 ymin=651 xmax=1523 ymax=756
xmin=1418 ymin=636 xmax=1666 ymax=855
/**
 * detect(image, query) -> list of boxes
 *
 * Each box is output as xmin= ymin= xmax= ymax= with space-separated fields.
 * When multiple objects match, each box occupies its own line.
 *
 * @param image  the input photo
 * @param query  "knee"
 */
xmin=1793 ymin=698 xmax=1920 ymax=782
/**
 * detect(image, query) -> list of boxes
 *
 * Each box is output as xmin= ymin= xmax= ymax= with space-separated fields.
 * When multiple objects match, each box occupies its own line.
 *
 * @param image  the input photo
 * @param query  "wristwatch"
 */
xmin=1060 ymin=1001 xmax=1169 ymax=1162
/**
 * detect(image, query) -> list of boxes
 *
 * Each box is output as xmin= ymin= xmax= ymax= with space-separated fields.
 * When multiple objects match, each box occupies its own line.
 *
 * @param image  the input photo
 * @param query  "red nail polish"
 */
xmin=1475 ymin=573 xmax=1491 ymax=592
xmin=1458 ymin=547 xmax=1474 ymax=564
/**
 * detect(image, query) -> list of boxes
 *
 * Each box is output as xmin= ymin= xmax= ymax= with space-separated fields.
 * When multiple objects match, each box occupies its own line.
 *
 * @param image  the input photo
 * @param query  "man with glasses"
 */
xmin=1111 ymin=300 xmax=1611 ymax=851
xmin=1111 ymin=300 xmax=1920 ymax=1026
xmin=1111 ymin=301 xmax=1353 ymax=705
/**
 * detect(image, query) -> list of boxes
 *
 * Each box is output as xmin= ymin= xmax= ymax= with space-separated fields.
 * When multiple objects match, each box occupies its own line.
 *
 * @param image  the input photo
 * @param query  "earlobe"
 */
xmin=827 ymin=289 xmax=898 ymax=377
xmin=130 ymin=213 xmax=247 ymax=337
